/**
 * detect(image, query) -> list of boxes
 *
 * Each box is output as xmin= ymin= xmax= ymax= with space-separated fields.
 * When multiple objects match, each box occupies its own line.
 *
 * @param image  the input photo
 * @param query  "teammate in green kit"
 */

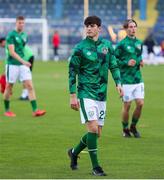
xmin=0 ymin=38 xmax=34 ymax=100
xmin=3 ymin=16 xmax=46 ymax=117
xmin=115 ymin=19 xmax=144 ymax=138
xmin=20 ymin=45 xmax=34 ymax=100
xmin=68 ymin=16 xmax=123 ymax=176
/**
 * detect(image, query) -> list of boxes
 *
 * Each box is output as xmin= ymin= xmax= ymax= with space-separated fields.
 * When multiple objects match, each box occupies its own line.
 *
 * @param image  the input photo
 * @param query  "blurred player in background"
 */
xmin=0 ymin=37 xmax=34 ymax=100
xmin=68 ymin=16 xmax=123 ymax=176
xmin=108 ymin=25 xmax=127 ymax=43
xmin=52 ymin=30 xmax=60 ymax=61
xmin=115 ymin=19 xmax=144 ymax=138
xmin=3 ymin=16 xmax=46 ymax=117
xmin=20 ymin=45 xmax=34 ymax=100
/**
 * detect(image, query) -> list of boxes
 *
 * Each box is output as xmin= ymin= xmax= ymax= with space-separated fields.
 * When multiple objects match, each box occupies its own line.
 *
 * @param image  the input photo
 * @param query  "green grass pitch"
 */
xmin=0 ymin=61 xmax=164 ymax=178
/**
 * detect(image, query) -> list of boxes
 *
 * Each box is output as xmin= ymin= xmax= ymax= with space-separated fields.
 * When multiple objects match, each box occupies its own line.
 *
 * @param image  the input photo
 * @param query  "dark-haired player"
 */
xmin=68 ymin=16 xmax=123 ymax=176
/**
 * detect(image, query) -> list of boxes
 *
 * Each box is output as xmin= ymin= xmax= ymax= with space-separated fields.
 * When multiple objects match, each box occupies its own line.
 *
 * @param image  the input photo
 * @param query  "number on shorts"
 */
xmin=99 ymin=110 xmax=105 ymax=120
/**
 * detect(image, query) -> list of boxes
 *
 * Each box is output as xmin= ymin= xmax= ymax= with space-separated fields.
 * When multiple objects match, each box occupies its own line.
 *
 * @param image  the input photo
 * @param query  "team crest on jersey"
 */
xmin=127 ymin=46 xmax=131 ymax=50
xmin=102 ymin=47 xmax=108 ymax=54
xmin=23 ymin=36 xmax=27 ymax=43
xmin=15 ymin=37 xmax=20 ymax=42
xmin=88 ymin=111 xmax=94 ymax=118
xmin=136 ymin=44 xmax=141 ymax=50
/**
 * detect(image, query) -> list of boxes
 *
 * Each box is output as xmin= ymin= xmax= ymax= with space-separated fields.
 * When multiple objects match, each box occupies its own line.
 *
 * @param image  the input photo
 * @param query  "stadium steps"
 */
xmin=132 ymin=0 xmax=159 ymax=40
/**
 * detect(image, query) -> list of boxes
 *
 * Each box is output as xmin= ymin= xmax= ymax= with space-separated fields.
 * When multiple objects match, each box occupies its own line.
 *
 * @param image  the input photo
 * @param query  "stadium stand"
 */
xmin=0 ymin=0 xmax=163 ymax=59
xmin=154 ymin=0 xmax=164 ymax=44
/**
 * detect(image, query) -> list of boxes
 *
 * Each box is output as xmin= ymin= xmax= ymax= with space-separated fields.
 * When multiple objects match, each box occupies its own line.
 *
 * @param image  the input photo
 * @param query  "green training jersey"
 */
xmin=23 ymin=45 xmax=33 ymax=61
xmin=115 ymin=36 xmax=143 ymax=84
xmin=69 ymin=37 xmax=121 ymax=101
xmin=6 ymin=30 xmax=28 ymax=65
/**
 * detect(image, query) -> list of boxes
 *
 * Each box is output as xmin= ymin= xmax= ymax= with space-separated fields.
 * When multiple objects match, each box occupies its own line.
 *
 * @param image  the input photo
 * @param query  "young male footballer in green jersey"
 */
xmin=0 ymin=37 xmax=34 ymax=100
xmin=68 ymin=16 xmax=123 ymax=176
xmin=3 ymin=16 xmax=46 ymax=117
xmin=115 ymin=19 xmax=144 ymax=138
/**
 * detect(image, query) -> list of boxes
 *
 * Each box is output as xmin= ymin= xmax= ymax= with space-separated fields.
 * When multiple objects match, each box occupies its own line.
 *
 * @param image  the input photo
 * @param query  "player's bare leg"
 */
xmin=23 ymin=80 xmax=46 ymax=117
xmin=122 ymin=101 xmax=132 ymax=137
xmin=130 ymin=99 xmax=144 ymax=138
xmin=3 ymin=83 xmax=16 ymax=117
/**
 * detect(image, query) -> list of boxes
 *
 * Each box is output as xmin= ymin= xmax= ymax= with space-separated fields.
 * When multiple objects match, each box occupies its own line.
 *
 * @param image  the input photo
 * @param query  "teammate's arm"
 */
xmin=115 ymin=44 xmax=129 ymax=66
xmin=138 ymin=43 xmax=144 ymax=67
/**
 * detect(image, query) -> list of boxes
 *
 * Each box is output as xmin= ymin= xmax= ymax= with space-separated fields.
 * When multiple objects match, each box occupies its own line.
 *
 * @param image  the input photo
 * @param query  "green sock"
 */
xmin=30 ymin=100 xmax=37 ymax=112
xmin=73 ymin=133 xmax=87 ymax=156
xmin=87 ymin=132 xmax=99 ymax=168
xmin=4 ymin=100 xmax=10 ymax=112
xmin=131 ymin=117 xmax=139 ymax=126
xmin=122 ymin=121 xmax=129 ymax=129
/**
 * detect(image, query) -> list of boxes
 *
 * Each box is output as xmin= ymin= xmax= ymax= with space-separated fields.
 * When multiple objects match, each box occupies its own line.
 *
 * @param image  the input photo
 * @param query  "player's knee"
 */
xmin=89 ymin=127 xmax=98 ymax=133
xmin=25 ymin=83 xmax=33 ymax=92
xmin=88 ymin=125 xmax=98 ymax=133
xmin=137 ymin=100 xmax=144 ymax=108
xmin=87 ymin=120 xmax=99 ymax=133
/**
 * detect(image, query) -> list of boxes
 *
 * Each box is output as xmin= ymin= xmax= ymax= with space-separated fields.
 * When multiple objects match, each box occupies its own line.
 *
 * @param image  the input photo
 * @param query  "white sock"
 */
xmin=21 ymin=89 xmax=28 ymax=98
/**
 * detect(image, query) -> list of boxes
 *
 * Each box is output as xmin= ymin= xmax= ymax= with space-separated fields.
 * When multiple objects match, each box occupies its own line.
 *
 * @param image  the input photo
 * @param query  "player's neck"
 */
xmin=88 ymin=35 xmax=99 ymax=42
xmin=15 ymin=28 xmax=23 ymax=33
xmin=127 ymin=35 xmax=136 ymax=39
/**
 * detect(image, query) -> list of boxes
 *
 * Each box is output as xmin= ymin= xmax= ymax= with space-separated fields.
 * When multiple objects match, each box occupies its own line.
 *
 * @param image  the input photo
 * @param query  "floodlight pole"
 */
xmin=84 ymin=0 xmax=89 ymax=19
xmin=42 ymin=0 xmax=47 ymax=18
xmin=127 ymin=0 xmax=132 ymax=19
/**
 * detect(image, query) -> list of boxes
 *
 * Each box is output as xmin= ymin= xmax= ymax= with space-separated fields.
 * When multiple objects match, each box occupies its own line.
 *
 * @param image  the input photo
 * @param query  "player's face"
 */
xmin=16 ymin=19 xmax=25 ymax=32
xmin=85 ymin=24 xmax=101 ymax=39
xmin=126 ymin=22 xmax=137 ymax=37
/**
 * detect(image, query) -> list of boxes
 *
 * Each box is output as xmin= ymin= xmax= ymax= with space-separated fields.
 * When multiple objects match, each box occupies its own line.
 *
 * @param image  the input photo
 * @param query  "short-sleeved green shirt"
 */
xmin=69 ymin=37 xmax=121 ymax=101
xmin=115 ymin=36 xmax=143 ymax=84
xmin=6 ymin=30 xmax=28 ymax=65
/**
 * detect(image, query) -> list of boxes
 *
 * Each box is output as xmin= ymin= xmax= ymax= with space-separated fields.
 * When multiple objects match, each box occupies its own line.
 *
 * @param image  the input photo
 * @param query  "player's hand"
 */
xmin=23 ymin=61 xmax=31 ymax=67
xmin=128 ymin=59 xmax=136 ymax=66
xmin=116 ymin=84 xmax=124 ymax=98
xmin=70 ymin=94 xmax=80 ymax=111
xmin=140 ymin=60 xmax=144 ymax=67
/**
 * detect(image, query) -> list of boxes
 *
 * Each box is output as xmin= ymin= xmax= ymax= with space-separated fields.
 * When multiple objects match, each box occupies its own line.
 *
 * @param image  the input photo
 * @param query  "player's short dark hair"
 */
xmin=84 ymin=16 xmax=101 ymax=27
xmin=123 ymin=19 xmax=137 ymax=29
xmin=0 ymin=37 xmax=5 ymax=43
xmin=16 ymin=16 xmax=25 ymax=21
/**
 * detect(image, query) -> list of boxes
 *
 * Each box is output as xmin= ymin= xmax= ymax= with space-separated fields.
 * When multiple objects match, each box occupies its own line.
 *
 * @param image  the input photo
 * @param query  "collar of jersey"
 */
xmin=14 ymin=30 xmax=23 ymax=35
xmin=86 ymin=37 xmax=102 ymax=45
xmin=126 ymin=35 xmax=136 ymax=41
